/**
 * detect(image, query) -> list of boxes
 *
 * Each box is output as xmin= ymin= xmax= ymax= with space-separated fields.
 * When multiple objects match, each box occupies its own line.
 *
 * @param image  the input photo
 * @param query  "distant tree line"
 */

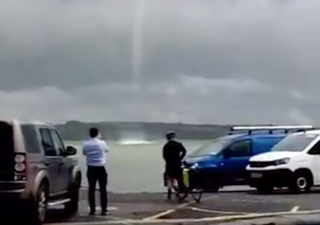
xmin=55 ymin=121 xmax=232 ymax=141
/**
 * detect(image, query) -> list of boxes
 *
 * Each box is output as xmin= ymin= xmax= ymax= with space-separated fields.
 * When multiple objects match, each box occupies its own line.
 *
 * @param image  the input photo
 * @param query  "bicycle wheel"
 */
xmin=173 ymin=181 xmax=188 ymax=202
xmin=191 ymin=188 xmax=203 ymax=203
xmin=175 ymin=188 xmax=188 ymax=202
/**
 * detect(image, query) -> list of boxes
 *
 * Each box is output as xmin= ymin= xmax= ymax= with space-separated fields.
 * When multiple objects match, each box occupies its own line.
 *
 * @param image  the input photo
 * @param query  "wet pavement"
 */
xmin=45 ymin=187 xmax=320 ymax=225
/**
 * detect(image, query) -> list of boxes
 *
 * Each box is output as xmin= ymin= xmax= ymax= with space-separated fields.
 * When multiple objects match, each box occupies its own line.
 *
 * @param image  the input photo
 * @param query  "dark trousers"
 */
xmin=87 ymin=166 xmax=108 ymax=212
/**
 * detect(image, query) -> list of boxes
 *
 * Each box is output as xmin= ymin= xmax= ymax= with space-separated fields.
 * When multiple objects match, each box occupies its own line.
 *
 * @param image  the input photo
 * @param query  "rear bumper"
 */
xmin=0 ymin=182 xmax=33 ymax=217
xmin=0 ymin=181 xmax=26 ymax=202
xmin=0 ymin=194 xmax=37 ymax=221
xmin=247 ymin=169 xmax=294 ymax=188
xmin=0 ymin=181 xmax=26 ymax=191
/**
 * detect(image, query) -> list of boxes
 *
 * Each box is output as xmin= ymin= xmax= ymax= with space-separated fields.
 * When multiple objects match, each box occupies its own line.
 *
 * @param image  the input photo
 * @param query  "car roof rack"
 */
xmin=229 ymin=125 xmax=315 ymax=135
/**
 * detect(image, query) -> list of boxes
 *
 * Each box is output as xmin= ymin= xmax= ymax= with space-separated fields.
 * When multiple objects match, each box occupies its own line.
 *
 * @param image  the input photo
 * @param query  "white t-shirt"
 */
xmin=82 ymin=138 xmax=109 ymax=167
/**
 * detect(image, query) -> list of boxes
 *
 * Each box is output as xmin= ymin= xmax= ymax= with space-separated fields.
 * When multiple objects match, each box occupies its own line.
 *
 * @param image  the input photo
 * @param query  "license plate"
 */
xmin=251 ymin=173 xmax=262 ymax=178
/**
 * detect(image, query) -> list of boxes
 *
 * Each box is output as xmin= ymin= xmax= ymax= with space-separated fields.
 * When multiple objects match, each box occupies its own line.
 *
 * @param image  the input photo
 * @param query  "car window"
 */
xmin=272 ymin=133 xmax=318 ymax=152
xmin=228 ymin=140 xmax=251 ymax=157
xmin=50 ymin=129 xmax=66 ymax=155
xmin=21 ymin=125 xmax=41 ymax=153
xmin=308 ymin=141 xmax=320 ymax=155
xmin=188 ymin=137 xmax=229 ymax=157
xmin=39 ymin=128 xmax=56 ymax=156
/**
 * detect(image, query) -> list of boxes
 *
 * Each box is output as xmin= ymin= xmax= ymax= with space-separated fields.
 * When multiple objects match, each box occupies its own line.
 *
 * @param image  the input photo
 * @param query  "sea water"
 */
xmin=66 ymin=140 xmax=207 ymax=193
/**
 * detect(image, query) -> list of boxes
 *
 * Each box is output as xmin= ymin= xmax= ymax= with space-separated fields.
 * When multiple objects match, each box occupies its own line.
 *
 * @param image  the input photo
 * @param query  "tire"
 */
xmin=175 ymin=189 xmax=188 ymax=202
xmin=256 ymin=185 xmax=274 ymax=194
xmin=65 ymin=184 xmax=79 ymax=215
xmin=172 ymin=178 xmax=188 ymax=202
xmin=191 ymin=188 xmax=203 ymax=203
xmin=174 ymin=183 xmax=188 ymax=202
xmin=290 ymin=172 xmax=311 ymax=193
xmin=34 ymin=183 xmax=48 ymax=224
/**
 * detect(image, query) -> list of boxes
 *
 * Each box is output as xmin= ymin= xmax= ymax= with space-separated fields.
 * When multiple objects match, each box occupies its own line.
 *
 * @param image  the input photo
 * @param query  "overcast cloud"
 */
xmin=0 ymin=0 xmax=320 ymax=124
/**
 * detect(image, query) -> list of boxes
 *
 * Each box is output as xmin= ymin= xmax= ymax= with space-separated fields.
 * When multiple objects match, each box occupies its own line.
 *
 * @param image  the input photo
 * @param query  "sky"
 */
xmin=0 ymin=0 xmax=320 ymax=124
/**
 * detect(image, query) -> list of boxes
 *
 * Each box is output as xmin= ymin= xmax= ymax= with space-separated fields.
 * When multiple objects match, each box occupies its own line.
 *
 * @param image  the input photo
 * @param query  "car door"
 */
xmin=221 ymin=139 xmax=252 ymax=185
xmin=307 ymin=140 xmax=320 ymax=185
xmin=49 ymin=129 xmax=72 ymax=192
xmin=39 ymin=128 xmax=60 ymax=193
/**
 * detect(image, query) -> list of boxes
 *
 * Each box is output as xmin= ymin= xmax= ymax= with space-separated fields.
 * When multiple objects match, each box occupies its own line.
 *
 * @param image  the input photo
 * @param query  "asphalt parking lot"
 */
xmin=44 ymin=187 xmax=320 ymax=225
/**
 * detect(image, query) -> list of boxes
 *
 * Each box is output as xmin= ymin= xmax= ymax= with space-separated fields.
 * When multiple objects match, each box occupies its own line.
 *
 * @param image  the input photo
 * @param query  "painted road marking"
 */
xmin=87 ymin=206 xmax=117 ymax=211
xmin=46 ymin=209 xmax=320 ymax=225
xmin=142 ymin=194 xmax=217 ymax=220
xmin=79 ymin=214 xmax=126 ymax=220
xmin=290 ymin=206 xmax=299 ymax=212
xmin=190 ymin=207 xmax=248 ymax=215
xmin=142 ymin=209 xmax=176 ymax=221
xmin=142 ymin=200 xmax=189 ymax=221
xmin=96 ymin=215 xmax=132 ymax=224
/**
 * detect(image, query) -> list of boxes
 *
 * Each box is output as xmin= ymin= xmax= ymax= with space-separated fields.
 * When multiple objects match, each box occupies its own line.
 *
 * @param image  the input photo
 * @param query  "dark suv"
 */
xmin=0 ymin=120 xmax=82 ymax=223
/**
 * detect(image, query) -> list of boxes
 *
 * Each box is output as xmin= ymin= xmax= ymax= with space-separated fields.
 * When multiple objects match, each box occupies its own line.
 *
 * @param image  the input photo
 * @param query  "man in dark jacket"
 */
xmin=162 ymin=131 xmax=187 ymax=199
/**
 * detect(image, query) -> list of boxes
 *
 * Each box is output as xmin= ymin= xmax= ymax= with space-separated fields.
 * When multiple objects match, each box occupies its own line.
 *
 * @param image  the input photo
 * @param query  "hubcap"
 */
xmin=297 ymin=177 xmax=307 ymax=189
xmin=38 ymin=190 xmax=47 ymax=222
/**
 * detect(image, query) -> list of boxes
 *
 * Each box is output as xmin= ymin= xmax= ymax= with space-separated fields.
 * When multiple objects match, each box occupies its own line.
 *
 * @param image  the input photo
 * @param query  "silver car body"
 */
xmin=0 ymin=119 xmax=81 ymax=205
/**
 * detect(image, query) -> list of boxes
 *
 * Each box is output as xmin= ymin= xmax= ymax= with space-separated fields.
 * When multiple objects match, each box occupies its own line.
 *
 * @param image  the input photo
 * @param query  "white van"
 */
xmin=246 ymin=130 xmax=320 ymax=193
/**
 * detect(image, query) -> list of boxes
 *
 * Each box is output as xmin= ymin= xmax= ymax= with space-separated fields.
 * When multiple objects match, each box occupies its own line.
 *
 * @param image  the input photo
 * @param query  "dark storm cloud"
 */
xmin=0 ymin=0 xmax=319 ymax=123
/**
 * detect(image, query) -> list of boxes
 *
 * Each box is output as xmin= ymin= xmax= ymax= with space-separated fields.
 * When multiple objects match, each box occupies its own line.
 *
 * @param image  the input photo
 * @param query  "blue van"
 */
xmin=183 ymin=125 xmax=314 ymax=192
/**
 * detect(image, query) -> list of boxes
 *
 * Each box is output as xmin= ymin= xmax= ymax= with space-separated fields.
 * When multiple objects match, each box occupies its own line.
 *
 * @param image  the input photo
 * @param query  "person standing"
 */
xmin=162 ymin=131 xmax=187 ymax=199
xmin=82 ymin=127 xmax=109 ymax=215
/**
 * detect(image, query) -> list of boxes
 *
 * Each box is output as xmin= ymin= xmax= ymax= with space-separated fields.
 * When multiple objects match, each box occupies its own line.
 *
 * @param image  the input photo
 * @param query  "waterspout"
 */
xmin=132 ymin=0 xmax=147 ymax=94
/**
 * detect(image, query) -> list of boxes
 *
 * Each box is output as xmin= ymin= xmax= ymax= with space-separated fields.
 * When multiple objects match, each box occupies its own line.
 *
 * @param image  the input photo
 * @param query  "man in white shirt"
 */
xmin=82 ymin=127 xmax=109 ymax=216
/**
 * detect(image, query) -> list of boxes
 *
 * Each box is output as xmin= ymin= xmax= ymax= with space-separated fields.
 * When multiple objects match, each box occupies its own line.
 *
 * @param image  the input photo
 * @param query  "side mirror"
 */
xmin=65 ymin=146 xmax=77 ymax=156
xmin=223 ymin=148 xmax=233 ymax=158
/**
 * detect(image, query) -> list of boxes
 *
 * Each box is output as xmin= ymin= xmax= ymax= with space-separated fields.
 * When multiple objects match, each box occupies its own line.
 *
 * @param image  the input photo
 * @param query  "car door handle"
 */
xmin=43 ymin=161 xmax=49 ymax=166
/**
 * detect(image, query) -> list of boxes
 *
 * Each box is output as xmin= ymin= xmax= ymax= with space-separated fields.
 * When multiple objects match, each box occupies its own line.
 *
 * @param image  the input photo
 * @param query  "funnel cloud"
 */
xmin=0 ymin=0 xmax=319 ymax=124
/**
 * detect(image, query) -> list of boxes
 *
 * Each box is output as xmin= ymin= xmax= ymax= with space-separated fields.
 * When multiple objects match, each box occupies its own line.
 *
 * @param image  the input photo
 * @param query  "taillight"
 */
xmin=14 ymin=153 xmax=26 ymax=181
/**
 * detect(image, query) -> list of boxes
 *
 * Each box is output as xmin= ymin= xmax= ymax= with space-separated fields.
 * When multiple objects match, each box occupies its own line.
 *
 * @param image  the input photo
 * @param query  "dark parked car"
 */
xmin=0 ymin=120 xmax=81 ymax=224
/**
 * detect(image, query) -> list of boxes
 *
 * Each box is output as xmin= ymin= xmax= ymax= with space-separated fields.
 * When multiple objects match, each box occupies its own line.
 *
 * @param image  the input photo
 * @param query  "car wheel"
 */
xmin=34 ymin=183 xmax=48 ymax=223
xmin=256 ymin=185 xmax=274 ymax=194
xmin=291 ymin=172 xmax=311 ymax=193
xmin=65 ymin=184 xmax=79 ymax=215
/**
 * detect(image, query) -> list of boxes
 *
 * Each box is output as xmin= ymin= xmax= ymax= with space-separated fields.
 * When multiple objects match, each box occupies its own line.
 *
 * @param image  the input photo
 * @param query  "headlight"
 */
xmin=190 ymin=163 xmax=199 ymax=169
xmin=274 ymin=158 xmax=290 ymax=165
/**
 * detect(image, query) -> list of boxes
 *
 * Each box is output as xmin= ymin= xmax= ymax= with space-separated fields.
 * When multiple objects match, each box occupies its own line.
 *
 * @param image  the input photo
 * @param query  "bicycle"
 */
xmin=171 ymin=168 xmax=203 ymax=203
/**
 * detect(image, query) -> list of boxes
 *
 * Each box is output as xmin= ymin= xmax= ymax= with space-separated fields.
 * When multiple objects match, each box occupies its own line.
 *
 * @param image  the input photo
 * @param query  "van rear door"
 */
xmin=0 ymin=121 xmax=15 ymax=181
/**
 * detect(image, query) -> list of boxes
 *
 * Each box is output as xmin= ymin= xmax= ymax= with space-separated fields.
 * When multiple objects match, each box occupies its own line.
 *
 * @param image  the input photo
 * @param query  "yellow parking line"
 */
xmin=142 ymin=194 xmax=217 ymax=220
xmin=190 ymin=207 xmax=248 ymax=215
xmin=142 ymin=209 xmax=176 ymax=221
xmin=46 ymin=209 xmax=320 ymax=225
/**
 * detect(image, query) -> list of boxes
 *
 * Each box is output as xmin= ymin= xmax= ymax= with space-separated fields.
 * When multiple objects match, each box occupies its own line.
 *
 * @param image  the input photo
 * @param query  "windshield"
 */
xmin=272 ymin=133 xmax=318 ymax=152
xmin=188 ymin=137 xmax=229 ymax=157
